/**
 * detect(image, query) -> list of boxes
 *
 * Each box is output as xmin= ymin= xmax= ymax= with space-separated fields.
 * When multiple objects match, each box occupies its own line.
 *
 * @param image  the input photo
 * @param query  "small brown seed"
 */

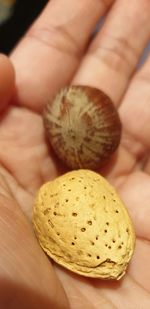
xmin=43 ymin=85 xmax=122 ymax=170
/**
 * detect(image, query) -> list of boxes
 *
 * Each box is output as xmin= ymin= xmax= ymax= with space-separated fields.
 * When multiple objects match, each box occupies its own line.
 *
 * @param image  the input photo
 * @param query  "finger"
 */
xmin=129 ymin=239 xmax=150 ymax=294
xmin=0 ymin=174 xmax=69 ymax=309
xmin=99 ymin=52 xmax=150 ymax=180
xmin=119 ymin=171 xmax=150 ymax=241
xmin=0 ymin=54 xmax=15 ymax=112
xmin=11 ymin=0 xmax=113 ymax=111
xmin=73 ymin=0 xmax=150 ymax=106
xmin=95 ymin=51 xmax=150 ymax=244
xmin=119 ymin=54 xmax=150 ymax=161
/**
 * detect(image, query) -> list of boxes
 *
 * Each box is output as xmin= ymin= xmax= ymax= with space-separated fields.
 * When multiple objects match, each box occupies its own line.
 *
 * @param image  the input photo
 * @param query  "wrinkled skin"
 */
xmin=0 ymin=1 xmax=150 ymax=308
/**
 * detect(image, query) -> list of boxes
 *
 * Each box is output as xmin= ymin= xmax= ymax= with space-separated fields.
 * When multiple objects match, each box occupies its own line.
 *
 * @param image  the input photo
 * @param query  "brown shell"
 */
xmin=43 ymin=86 xmax=122 ymax=169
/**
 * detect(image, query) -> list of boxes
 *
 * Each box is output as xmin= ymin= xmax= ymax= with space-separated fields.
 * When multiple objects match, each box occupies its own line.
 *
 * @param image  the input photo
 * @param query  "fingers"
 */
xmin=73 ymin=0 xmax=150 ymax=106
xmin=0 ymin=174 xmax=69 ymax=309
xmin=99 ymin=50 xmax=150 ymax=180
xmin=119 ymin=53 xmax=150 ymax=161
xmin=129 ymin=239 xmax=150 ymax=294
xmin=119 ymin=171 xmax=150 ymax=240
xmin=11 ymin=0 xmax=113 ymax=111
xmin=0 ymin=54 xmax=15 ymax=112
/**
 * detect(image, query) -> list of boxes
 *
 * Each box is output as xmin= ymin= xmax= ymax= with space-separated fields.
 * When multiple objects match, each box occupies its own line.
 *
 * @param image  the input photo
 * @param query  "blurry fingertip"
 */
xmin=0 ymin=53 xmax=15 ymax=80
xmin=0 ymin=53 xmax=16 ymax=112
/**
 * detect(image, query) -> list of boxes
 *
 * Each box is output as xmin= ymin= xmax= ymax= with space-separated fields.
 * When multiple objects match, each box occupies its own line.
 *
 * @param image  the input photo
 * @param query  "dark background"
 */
xmin=0 ymin=1 xmax=149 ymax=63
xmin=0 ymin=0 xmax=48 ymax=54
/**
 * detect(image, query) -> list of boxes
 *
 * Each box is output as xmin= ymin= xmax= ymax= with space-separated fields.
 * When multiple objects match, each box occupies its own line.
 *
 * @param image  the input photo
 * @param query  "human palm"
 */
xmin=0 ymin=1 xmax=150 ymax=308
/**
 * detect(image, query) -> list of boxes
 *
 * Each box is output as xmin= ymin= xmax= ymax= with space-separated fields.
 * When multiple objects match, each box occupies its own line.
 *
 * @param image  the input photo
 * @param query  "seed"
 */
xmin=33 ymin=169 xmax=135 ymax=280
xmin=43 ymin=86 xmax=122 ymax=170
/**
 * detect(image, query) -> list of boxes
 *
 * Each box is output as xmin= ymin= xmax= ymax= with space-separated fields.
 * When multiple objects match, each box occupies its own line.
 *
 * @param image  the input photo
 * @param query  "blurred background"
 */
xmin=0 ymin=0 xmax=48 ymax=53
xmin=0 ymin=0 xmax=149 ymax=63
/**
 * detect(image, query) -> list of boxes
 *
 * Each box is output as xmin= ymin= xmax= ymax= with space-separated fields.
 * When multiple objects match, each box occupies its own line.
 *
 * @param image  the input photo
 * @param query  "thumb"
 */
xmin=0 ymin=172 xmax=69 ymax=309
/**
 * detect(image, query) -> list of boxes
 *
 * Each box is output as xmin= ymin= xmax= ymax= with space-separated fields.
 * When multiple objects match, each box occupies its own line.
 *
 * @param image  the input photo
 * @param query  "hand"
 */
xmin=0 ymin=0 xmax=150 ymax=308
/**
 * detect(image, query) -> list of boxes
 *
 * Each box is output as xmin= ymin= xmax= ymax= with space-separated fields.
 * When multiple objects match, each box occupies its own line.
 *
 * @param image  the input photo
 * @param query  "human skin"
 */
xmin=0 ymin=0 xmax=150 ymax=308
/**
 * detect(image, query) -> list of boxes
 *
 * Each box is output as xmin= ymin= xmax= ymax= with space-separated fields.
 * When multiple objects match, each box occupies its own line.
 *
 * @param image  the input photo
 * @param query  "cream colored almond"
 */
xmin=32 ymin=169 xmax=135 ymax=280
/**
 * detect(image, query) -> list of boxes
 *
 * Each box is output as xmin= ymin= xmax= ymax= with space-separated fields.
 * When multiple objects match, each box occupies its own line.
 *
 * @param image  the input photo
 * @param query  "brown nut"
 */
xmin=33 ymin=169 xmax=135 ymax=280
xmin=43 ymin=85 xmax=121 ymax=170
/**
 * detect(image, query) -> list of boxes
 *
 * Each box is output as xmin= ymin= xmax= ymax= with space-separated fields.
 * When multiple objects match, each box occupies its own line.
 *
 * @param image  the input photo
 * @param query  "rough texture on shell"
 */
xmin=43 ymin=86 xmax=121 ymax=170
xmin=33 ymin=170 xmax=135 ymax=280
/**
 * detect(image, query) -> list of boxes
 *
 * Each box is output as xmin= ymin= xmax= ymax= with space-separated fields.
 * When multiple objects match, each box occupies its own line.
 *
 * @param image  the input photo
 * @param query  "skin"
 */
xmin=0 ymin=0 xmax=150 ymax=307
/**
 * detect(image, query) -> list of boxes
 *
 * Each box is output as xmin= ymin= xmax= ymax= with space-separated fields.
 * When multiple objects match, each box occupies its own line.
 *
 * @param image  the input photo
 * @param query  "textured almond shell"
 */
xmin=33 ymin=170 xmax=135 ymax=280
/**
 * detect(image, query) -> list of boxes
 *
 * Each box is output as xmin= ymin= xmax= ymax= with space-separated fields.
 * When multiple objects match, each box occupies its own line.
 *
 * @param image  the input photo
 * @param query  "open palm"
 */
xmin=0 ymin=1 xmax=150 ymax=308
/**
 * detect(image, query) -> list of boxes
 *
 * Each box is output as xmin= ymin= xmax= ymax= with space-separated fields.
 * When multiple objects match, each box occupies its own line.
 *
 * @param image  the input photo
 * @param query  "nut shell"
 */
xmin=43 ymin=86 xmax=121 ymax=169
xmin=33 ymin=169 xmax=135 ymax=280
